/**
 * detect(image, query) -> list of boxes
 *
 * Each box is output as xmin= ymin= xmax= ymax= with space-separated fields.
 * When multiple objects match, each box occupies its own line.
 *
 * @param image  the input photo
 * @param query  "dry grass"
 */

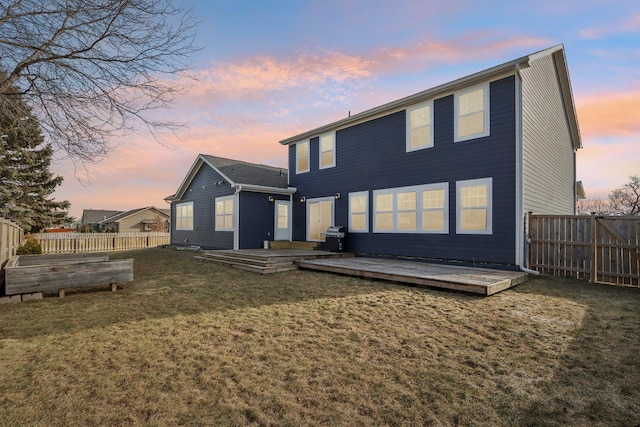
xmin=1 ymin=247 xmax=638 ymax=426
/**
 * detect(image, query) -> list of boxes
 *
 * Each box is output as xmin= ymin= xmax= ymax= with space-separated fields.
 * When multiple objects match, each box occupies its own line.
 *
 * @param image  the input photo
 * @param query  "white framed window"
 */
xmin=319 ymin=132 xmax=336 ymax=169
xmin=397 ymin=191 xmax=417 ymax=230
xmin=456 ymin=178 xmax=492 ymax=234
xmin=175 ymin=202 xmax=193 ymax=231
xmin=454 ymin=83 xmax=490 ymax=142
xmin=296 ymin=141 xmax=310 ymax=174
xmin=348 ymin=191 xmax=369 ymax=233
xmin=422 ymin=183 xmax=448 ymax=233
xmin=373 ymin=183 xmax=448 ymax=233
xmin=406 ymin=101 xmax=434 ymax=152
xmin=215 ymin=196 xmax=234 ymax=231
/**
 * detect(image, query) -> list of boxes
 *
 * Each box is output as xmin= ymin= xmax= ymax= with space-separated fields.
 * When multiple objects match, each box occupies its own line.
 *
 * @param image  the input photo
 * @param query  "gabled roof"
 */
xmin=279 ymin=44 xmax=581 ymax=151
xmin=165 ymin=154 xmax=294 ymax=202
xmin=98 ymin=206 xmax=169 ymax=224
xmin=82 ymin=209 xmax=122 ymax=224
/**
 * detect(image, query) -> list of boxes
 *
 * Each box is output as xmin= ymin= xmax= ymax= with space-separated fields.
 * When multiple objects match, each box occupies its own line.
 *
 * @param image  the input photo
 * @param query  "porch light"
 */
xmin=335 ymin=193 xmax=341 ymax=200
xmin=268 ymin=196 xmax=275 ymax=202
xmin=300 ymin=196 xmax=306 ymax=203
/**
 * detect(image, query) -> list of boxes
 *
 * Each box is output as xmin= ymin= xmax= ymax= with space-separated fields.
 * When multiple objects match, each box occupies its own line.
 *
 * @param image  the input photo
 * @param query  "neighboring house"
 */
xmin=280 ymin=44 xmax=582 ymax=268
xmin=165 ymin=155 xmax=295 ymax=250
xmin=80 ymin=209 xmax=122 ymax=232
xmin=98 ymin=206 xmax=170 ymax=232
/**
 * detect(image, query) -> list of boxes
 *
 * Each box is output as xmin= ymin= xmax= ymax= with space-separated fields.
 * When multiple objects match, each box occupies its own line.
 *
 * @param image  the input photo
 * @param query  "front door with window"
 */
xmin=274 ymin=200 xmax=291 ymax=241
xmin=307 ymin=198 xmax=334 ymax=241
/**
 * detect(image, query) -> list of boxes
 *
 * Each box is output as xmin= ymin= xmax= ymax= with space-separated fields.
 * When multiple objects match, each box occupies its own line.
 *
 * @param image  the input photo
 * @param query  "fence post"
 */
xmin=590 ymin=214 xmax=597 ymax=283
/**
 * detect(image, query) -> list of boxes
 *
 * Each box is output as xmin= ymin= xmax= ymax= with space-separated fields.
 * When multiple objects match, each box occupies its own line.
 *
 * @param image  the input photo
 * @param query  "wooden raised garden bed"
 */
xmin=3 ymin=252 xmax=133 ymax=297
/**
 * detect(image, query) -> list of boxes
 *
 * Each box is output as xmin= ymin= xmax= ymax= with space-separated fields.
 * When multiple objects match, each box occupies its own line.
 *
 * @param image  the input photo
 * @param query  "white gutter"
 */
xmin=515 ymin=62 xmax=539 ymax=276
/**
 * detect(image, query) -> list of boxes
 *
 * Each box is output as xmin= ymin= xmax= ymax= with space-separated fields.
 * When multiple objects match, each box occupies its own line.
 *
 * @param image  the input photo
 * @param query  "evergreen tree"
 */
xmin=0 ymin=81 xmax=71 ymax=232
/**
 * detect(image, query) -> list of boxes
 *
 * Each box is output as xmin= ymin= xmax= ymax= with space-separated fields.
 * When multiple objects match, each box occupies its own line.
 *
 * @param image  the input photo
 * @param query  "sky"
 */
xmin=50 ymin=0 xmax=640 ymax=220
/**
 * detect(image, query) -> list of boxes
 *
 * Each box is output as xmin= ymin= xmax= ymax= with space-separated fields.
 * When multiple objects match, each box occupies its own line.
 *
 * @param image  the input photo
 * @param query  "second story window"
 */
xmin=455 ymin=83 xmax=490 ymax=142
xmin=406 ymin=101 xmax=433 ymax=152
xmin=296 ymin=141 xmax=310 ymax=174
xmin=319 ymin=132 xmax=335 ymax=169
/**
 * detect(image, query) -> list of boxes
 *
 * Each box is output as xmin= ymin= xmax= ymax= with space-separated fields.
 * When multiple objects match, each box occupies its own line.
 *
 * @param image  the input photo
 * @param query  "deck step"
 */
xmin=267 ymin=241 xmax=322 ymax=250
xmin=195 ymin=254 xmax=298 ymax=274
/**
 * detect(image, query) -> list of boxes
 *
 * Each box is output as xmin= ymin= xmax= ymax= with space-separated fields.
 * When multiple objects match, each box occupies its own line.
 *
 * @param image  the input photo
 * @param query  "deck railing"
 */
xmin=30 ymin=232 xmax=170 ymax=254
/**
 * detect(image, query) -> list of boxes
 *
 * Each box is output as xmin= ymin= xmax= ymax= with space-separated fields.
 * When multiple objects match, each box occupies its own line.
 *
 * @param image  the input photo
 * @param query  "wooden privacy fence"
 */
xmin=528 ymin=214 xmax=640 ymax=287
xmin=1 ymin=218 xmax=25 ymax=266
xmin=31 ymin=232 xmax=170 ymax=254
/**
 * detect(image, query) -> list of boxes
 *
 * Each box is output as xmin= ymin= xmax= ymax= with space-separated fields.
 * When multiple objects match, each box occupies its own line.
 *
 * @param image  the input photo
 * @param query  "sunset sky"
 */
xmin=50 ymin=0 xmax=640 ymax=220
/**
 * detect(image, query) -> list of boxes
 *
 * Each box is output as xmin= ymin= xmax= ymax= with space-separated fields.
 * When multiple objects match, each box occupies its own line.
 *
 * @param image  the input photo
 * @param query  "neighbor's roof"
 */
xmin=279 ymin=44 xmax=581 ymax=150
xmin=82 ymin=209 xmax=122 ymax=224
xmin=165 ymin=154 xmax=293 ymax=201
xmin=98 ymin=206 xmax=170 ymax=224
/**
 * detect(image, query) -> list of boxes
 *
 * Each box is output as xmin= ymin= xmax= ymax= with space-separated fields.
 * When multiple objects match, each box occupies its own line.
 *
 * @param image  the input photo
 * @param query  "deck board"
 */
xmin=296 ymin=257 xmax=528 ymax=296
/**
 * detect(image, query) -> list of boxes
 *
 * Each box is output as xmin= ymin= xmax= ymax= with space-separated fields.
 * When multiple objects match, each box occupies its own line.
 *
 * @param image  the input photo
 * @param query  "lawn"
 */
xmin=1 ymin=247 xmax=638 ymax=426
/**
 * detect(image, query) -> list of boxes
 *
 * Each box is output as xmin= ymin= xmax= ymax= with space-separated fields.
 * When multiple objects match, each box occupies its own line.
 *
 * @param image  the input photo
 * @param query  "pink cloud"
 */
xmin=580 ymin=13 xmax=640 ymax=39
xmin=576 ymin=90 xmax=640 ymax=138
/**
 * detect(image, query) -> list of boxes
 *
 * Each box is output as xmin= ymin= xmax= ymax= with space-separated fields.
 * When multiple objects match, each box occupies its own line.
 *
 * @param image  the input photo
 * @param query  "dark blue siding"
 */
xmin=170 ymin=166 xmax=234 ymax=249
xmin=238 ymin=192 xmax=289 ymax=249
xmin=290 ymin=76 xmax=517 ymax=265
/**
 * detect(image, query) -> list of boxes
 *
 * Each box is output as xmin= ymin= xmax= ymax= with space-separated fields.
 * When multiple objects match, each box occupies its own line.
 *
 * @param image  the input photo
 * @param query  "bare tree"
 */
xmin=149 ymin=214 xmax=167 ymax=232
xmin=609 ymin=175 xmax=640 ymax=216
xmin=576 ymin=198 xmax=613 ymax=216
xmin=0 ymin=0 xmax=198 ymax=162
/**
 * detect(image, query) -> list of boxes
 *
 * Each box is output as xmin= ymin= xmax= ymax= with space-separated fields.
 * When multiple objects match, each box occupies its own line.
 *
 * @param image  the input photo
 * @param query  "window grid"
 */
xmin=349 ymin=191 xmax=369 ymax=233
xmin=455 ymin=84 xmax=490 ymax=142
xmin=456 ymin=178 xmax=492 ymax=234
xmin=319 ymin=132 xmax=335 ymax=169
xmin=373 ymin=183 xmax=448 ymax=234
xmin=406 ymin=101 xmax=433 ymax=152
xmin=175 ymin=202 xmax=193 ymax=231
xmin=215 ymin=196 xmax=234 ymax=231
xmin=296 ymin=141 xmax=310 ymax=174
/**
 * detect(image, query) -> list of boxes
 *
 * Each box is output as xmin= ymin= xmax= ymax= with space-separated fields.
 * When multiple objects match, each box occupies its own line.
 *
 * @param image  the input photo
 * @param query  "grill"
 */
xmin=324 ymin=226 xmax=346 ymax=252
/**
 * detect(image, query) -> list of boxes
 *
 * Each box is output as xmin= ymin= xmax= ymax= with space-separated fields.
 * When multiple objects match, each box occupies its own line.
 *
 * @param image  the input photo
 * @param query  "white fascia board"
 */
xmin=233 ymin=184 xmax=297 ymax=195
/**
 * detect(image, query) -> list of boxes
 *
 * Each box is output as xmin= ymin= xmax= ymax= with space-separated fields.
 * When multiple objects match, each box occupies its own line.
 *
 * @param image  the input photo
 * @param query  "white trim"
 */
xmin=305 ymin=196 xmax=335 ymax=242
xmin=215 ymin=195 xmax=235 ymax=232
xmin=454 ymin=83 xmax=490 ymax=142
xmin=515 ymin=64 xmax=524 ymax=265
xmin=348 ymin=191 xmax=369 ymax=233
xmin=456 ymin=178 xmax=493 ymax=235
xmin=175 ymin=201 xmax=193 ymax=231
xmin=318 ymin=132 xmax=336 ymax=169
xmin=296 ymin=141 xmax=310 ymax=174
xmin=372 ymin=183 xmax=448 ymax=234
xmin=406 ymin=100 xmax=434 ymax=152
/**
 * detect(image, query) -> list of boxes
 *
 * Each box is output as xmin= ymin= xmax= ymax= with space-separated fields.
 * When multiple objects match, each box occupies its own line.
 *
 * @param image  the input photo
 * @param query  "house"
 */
xmin=280 ymin=44 xmax=582 ymax=268
xmin=164 ymin=155 xmax=295 ymax=249
xmin=98 ymin=206 xmax=170 ymax=232
xmin=79 ymin=209 xmax=122 ymax=232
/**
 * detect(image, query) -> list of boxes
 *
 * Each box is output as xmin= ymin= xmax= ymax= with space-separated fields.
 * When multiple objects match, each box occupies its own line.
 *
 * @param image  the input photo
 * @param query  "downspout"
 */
xmin=515 ymin=63 xmax=540 ymax=276
xmin=233 ymin=185 xmax=241 ymax=250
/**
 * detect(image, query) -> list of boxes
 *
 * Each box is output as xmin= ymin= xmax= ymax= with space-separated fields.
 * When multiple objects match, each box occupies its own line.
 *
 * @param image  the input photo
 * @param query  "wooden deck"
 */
xmin=296 ymin=257 xmax=528 ymax=296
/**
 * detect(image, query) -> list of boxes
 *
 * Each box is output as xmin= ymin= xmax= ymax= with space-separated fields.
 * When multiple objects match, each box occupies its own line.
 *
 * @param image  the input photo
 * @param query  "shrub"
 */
xmin=16 ymin=238 xmax=42 ymax=255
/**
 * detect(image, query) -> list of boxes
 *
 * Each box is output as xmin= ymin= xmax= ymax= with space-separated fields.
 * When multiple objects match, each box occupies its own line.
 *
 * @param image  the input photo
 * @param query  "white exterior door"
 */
xmin=306 ymin=197 xmax=334 ymax=242
xmin=274 ymin=200 xmax=291 ymax=241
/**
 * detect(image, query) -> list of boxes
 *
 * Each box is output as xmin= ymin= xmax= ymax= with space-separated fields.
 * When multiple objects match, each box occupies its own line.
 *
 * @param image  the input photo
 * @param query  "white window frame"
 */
xmin=456 ymin=177 xmax=492 ymax=235
xmin=406 ymin=100 xmax=434 ymax=152
xmin=454 ymin=83 xmax=490 ymax=142
xmin=373 ymin=183 xmax=449 ymax=234
xmin=215 ymin=195 xmax=234 ymax=232
xmin=296 ymin=140 xmax=310 ymax=174
xmin=319 ymin=132 xmax=336 ymax=169
xmin=175 ymin=201 xmax=193 ymax=231
xmin=348 ymin=191 xmax=369 ymax=233
xmin=421 ymin=183 xmax=449 ymax=234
